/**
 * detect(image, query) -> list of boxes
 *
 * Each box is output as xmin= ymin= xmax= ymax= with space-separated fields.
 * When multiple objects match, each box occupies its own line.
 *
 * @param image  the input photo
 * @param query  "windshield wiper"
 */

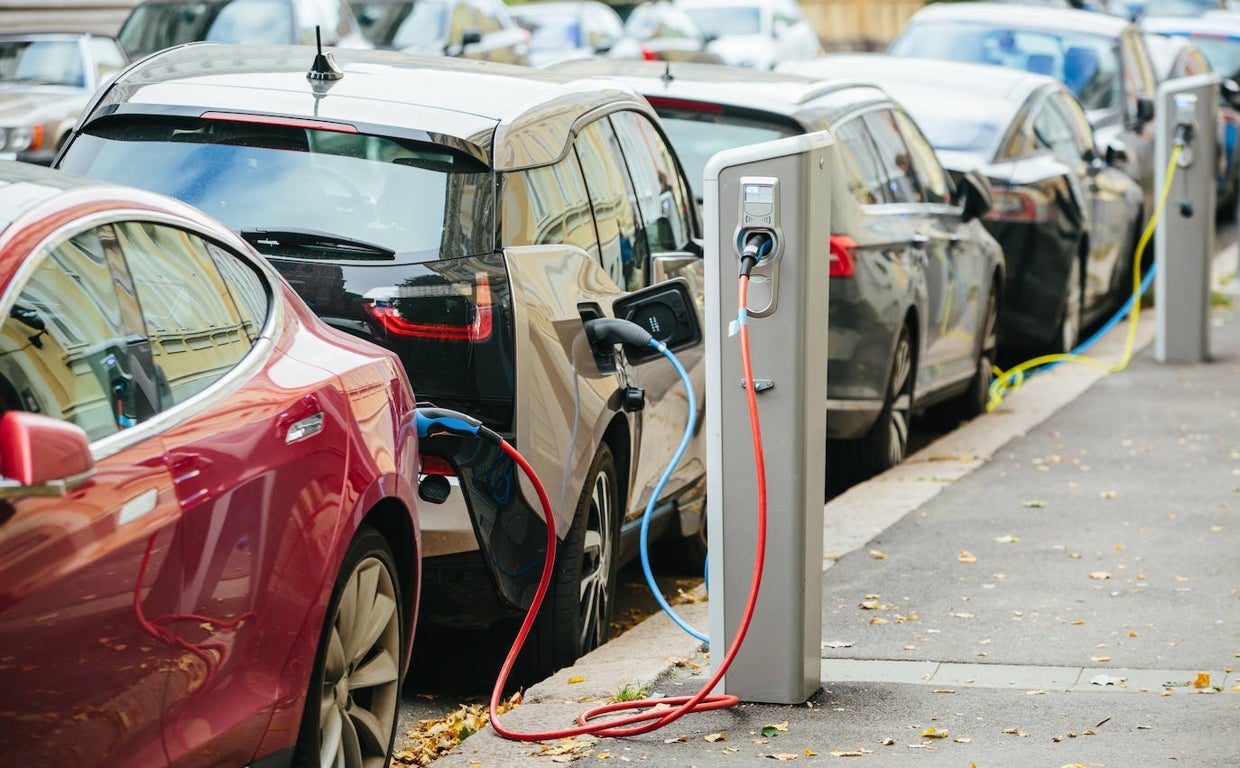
xmin=240 ymin=228 xmax=396 ymax=260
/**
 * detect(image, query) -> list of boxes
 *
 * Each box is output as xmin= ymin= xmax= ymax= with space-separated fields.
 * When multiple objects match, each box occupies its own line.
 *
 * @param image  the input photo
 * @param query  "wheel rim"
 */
xmin=1061 ymin=261 xmax=1082 ymax=353
xmin=316 ymin=556 xmax=401 ymax=768
xmin=885 ymin=334 xmax=913 ymax=468
xmin=578 ymin=467 xmax=615 ymax=652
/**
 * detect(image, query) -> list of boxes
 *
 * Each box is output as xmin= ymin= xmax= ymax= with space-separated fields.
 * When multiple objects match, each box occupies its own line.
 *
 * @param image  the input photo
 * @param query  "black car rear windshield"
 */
xmin=61 ymin=115 xmax=496 ymax=262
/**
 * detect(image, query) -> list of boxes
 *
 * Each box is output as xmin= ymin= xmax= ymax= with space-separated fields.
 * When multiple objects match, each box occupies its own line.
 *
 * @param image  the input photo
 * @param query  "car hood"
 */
xmin=0 ymin=86 xmax=87 ymax=124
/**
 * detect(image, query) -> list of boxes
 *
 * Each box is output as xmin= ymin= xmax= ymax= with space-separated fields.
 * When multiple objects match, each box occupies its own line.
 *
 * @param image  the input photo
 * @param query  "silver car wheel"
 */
xmin=884 ymin=332 xmax=914 ymax=468
xmin=578 ymin=462 xmax=616 ymax=653
xmin=314 ymin=544 xmax=402 ymax=768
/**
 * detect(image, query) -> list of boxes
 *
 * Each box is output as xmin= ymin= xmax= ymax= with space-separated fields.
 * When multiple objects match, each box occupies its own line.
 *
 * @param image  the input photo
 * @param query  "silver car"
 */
xmin=0 ymin=33 xmax=127 ymax=165
xmin=553 ymin=60 xmax=1006 ymax=480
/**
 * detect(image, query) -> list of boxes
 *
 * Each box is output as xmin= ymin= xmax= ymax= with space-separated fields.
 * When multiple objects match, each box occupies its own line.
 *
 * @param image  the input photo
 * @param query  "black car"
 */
xmin=57 ymin=45 xmax=708 ymax=680
xmin=784 ymin=54 xmax=1146 ymax=355
xmin=554 ymin=59 xmax=1005 ymax=479
xmin=890 ymin=2 xmax=1160 ymax=220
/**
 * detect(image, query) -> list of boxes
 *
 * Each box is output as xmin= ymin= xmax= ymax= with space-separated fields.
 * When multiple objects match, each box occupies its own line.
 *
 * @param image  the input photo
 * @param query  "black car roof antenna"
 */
xmin=308 ymin=26 xmax=343 ymax=82
xmin=661 ymin=61 xmax=674 ymax=86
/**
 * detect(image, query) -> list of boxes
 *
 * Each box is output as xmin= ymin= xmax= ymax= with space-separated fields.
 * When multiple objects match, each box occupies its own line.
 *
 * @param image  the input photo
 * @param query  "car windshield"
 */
xmin=892 ymin=90 xmax=1010 ymax=156
xmin=1186 ymin=36 xmax=1240 ymax=81
xmin=683 ymin=6 xmax=762 ymax=37
xmin=655 ymin=111 xmax=797 ymax=198
xmin=119 ymin=0 xmax=295 ymax=57
xmin=891 ymin=22 xmax=1122 ymax=111
xmin=0 ymin=40 xmax=85 ymax=87
xmin=58 ymin=116 xmax=496 ymax=263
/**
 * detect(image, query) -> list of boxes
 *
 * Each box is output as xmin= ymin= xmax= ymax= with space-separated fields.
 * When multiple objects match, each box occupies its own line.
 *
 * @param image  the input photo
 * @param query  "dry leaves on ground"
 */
xmin=391 ymin=691 xmax=522 ymax=766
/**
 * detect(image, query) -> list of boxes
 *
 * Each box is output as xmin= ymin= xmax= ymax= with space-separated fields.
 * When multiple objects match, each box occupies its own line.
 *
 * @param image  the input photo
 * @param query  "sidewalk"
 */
xmin=434 ymin=254 xmax=1240 ymax=767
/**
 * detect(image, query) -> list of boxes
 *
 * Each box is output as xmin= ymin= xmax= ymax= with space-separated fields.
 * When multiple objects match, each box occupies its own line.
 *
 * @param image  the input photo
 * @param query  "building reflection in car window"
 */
xmin=576 ymin=120 xmax=643 ymax=291
xmin=609 ymin=110 xmax=694 ymax=254
xmin=115 ymin=221 xmax=259 ymax=406
xmin=1 ymin=227 xmax=159 ymax=439
xmin=504 ymin=152 xmax=602 ymax=262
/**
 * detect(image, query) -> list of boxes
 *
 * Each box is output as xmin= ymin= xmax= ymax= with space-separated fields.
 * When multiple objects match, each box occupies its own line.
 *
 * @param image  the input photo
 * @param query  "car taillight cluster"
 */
xmin=985 ymin=187 xmax=1052 ymax=223
xmin=362 ymin=274 xmax=494 ymax=342
xmin=829 ymin=234 xmax=857 ymax=278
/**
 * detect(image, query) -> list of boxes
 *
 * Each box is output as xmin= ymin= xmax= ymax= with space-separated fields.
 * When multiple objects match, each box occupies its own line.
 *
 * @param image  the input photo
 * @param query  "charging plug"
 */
xmin=584 ymin=316 xmax=654 ymax=349
xmin=739 ymin=230 xmax=774 ymax=277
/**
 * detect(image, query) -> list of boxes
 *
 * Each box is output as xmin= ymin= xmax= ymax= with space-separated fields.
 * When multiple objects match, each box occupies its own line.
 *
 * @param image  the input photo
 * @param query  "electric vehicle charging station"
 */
xmin=1155 ymin=73 xmax=1219 ymax=364
xmin=705 ymin=132 xmax=834 ymax=704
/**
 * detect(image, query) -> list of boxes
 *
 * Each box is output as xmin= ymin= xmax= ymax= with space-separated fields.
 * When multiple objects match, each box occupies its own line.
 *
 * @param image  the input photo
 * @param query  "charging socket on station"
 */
xmin=1174 ymin=93 xmax=1197 ymax=167
xmin=734 ymin=176 xmax=784 ymax=316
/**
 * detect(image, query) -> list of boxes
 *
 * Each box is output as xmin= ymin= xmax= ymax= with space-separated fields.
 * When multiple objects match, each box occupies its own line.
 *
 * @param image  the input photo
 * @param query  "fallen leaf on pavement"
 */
xmin=869 ymin=550 xmax=887 ymax=559
xmin=566 ymin=676 xmax=585 ymax=684
xmin=823 ymin=641 xmax=854 ymax=649
xmin=1193 ymin=673 xmax=1211 ymax=688
xmin=1091 ymin=656 xmax=1111 ymax=663
xmin=958 ymin=550 xmax=978 ymax=564
xmin=921 ymin=728 xmax=948 ymax=739
xmin=768 ymin=754 xmax=798 ymax=760
xmin=1003 ymin=728 xmax=1029 ymax=737
xmin=762 ymin=722 xmax=789 ymax=737
xmin=705 ymin=733 xmax=727 ymax=742
xmin=1088 ymin=572 xmax=1112 ymax=580
xmin=995 ymin=535 xmax=1018 ymax=543
xmin=830 ymin=749 xmax=868 ymax=757
xmin=953 ymin=737 xmax=972 ymax=743
xmin=663 ymin=736 xmax=687 ymax=744
xmin=1023 ymin=500 xmax=1047 ymax=508
xmin=804 ymin=748 xmax=818 ymax=756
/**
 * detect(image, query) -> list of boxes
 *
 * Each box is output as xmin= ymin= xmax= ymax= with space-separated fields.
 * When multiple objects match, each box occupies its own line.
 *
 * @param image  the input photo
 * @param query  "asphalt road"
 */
xmin=396 ymin=218 xmax=1240 ymax=751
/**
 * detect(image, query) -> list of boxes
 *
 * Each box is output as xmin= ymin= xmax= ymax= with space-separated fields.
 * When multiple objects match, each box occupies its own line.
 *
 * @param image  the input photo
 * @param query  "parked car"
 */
xmin=672 ymin=0 xmax=821 ymax=69
xmin=57 ymin=44 xmax=708 ymax=679
xmin=553 ymin=59 xmax=1004 ymax=478
xmin=783 ymin=54 xmax=1145 ymax=356
xmin=509 ymin=0 xmax=630 ymax=66
xmin=350 ymin=0 xmax=530 ymax=62
xmin=117 ymin=0 xmax=372 ymax=59
xmin=623 ymin=0 xmax=726 ymax=62
xmin=1143 ymin=13 xmax=1240 ymax=212
xmin=890 ymin=3 xmax=1160 ymax=219
xmin=0 ymin=160 xmax=420 ymax=766
xmin=0 ymin=32 xmax=127 ymax=165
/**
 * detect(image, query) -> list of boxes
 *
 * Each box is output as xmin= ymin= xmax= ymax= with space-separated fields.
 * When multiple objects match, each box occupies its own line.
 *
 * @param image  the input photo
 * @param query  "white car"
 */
xmin=673 ymin=0 xmax=822 ymax=68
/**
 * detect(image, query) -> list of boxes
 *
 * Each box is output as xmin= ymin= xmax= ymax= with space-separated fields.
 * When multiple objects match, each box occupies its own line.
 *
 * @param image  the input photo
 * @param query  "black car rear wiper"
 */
xmin=239 ymin=228 xmax=396 ymax=260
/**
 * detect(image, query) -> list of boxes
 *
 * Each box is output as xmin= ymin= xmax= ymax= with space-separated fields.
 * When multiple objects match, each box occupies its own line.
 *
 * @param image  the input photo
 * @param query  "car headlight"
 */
xmin=3 ymin=126 xmax=45 ymax=153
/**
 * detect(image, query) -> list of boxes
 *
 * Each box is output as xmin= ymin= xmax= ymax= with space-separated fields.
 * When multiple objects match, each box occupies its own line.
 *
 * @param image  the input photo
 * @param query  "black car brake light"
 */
xmin=362 ymin=274 xmax=495 ymax=343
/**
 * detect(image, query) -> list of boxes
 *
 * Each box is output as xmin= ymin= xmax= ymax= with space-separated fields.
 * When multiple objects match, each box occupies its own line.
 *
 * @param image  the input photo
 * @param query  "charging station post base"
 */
xmin=704 ymin=132 xmax=834 ymax=705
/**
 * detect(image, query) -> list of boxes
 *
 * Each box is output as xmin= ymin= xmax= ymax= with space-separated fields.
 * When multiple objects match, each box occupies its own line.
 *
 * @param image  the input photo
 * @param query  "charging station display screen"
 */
xmin=744 ymin=184 xmax=773 ymax=204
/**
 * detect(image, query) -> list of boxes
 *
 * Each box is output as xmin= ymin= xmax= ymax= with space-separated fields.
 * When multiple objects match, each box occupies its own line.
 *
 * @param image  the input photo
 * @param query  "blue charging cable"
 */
xmin=637 ymin=337 xmax=707 ymax=643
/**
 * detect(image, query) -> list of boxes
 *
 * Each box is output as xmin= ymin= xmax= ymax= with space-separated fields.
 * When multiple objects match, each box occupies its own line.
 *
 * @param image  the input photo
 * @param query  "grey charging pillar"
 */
xmin=705 ymin=132 xmax=833 ymax=704
xmin=1155 ymin=73 xmax=1218 ymax=364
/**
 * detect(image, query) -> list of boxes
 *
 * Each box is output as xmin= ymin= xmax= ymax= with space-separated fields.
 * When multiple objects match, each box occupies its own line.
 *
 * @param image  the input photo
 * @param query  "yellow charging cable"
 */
xmin=986 ymin=142 xmax=1184 ymax=412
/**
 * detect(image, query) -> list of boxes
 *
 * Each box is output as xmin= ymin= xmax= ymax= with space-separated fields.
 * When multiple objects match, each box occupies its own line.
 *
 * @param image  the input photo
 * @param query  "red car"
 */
xmin=0 ymin=161 xmax=420 ymax=767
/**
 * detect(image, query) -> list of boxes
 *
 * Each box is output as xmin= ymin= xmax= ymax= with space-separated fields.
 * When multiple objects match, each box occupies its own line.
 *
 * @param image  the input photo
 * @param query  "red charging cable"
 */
xmin=487 ymin=273 xmax=768 ymax=740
